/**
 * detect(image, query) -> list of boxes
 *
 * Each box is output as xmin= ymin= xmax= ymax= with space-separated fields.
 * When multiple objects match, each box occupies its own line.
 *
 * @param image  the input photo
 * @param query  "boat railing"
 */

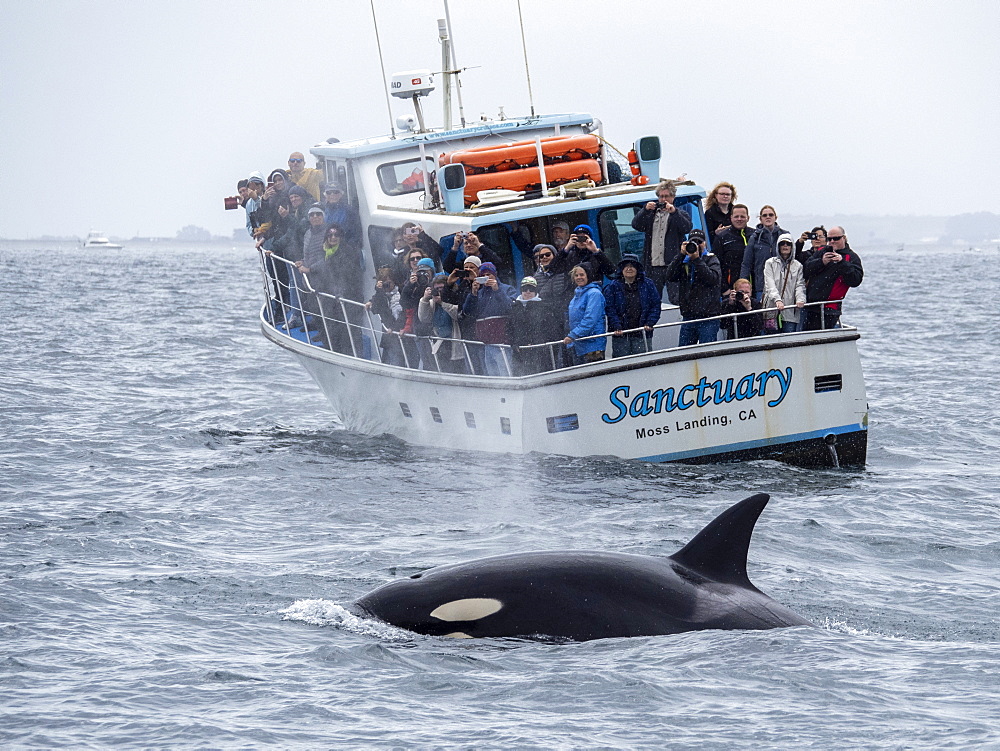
xmin=259 ymin=251 xmax=517 ymax=375
xmin=259 ymin=251 xmax=848 ymax=376
xmin=522 ymin=298 xmax=845 ymax=364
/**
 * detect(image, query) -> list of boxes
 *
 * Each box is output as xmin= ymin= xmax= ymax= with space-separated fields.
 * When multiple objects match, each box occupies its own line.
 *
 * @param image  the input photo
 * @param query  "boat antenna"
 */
xmin=438 ymin=18 xmax=453 ymax=130
xmin=516 ymin=0 xmax=536 ymax=117
xmin=442 ymin=0 xmax=466 ymax=127
xmin=370 ymin=0 xmax=397 ymax=139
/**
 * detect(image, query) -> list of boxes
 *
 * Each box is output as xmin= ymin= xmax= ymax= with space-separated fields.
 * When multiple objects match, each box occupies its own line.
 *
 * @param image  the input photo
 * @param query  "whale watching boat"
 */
xmin=250 ymin=17 xmax=868 ymax=468
xmin=82 ymin=231 xmax=123 ymax=250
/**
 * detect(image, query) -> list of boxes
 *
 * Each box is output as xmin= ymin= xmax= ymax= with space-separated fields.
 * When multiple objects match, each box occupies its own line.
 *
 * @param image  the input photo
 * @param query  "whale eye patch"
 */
xmin=430 ymin=598 xmax=503 ymax=622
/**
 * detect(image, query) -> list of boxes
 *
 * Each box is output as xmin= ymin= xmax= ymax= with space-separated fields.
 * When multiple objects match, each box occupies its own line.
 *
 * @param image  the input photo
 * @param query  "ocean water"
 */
xmin=2 ymin=240 xmax=998 ymax=748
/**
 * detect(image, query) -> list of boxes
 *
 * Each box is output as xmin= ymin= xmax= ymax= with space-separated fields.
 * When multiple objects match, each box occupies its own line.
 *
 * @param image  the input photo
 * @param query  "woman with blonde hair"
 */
xmin=704 ymin=182 xmax=737 ymax=241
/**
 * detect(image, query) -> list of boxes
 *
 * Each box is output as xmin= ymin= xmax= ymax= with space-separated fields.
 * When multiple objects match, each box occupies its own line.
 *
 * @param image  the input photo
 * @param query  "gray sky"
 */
xmin=1 ymin=0 xmax=996 ymax=239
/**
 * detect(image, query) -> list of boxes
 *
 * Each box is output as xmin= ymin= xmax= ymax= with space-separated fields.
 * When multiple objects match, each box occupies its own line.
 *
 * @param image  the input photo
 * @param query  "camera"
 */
xmin=736 ymin=290 xmax=746 ymax=300
xmin=404 ymin=226 xmax=420 ymax=236
xmin=808 ymin=232 xmax=818 ymax=241
xmin=682 ymin=240 xmax=699 ymax=254
xmin=224 ymin=196 xmax=241 ymax=210
xmin=656 ymin=201 xmax=667 ymax=209
xmin=475 ymin=276 xmax=489 ymax=284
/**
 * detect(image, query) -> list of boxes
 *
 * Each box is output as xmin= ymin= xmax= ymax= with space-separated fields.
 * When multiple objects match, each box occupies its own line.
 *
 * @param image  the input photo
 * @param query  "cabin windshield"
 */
xmin=377 ymin=157 xmax=436 ymax=196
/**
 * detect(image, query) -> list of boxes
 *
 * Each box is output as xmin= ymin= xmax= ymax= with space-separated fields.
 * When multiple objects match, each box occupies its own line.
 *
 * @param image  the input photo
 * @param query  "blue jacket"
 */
xmin=567 ymin=282 xmax=607 ymax=356
xmin=461 ymin=281 xmax=517 ymax=320
xmin=603 ymin=275 xmax=661 ymax=331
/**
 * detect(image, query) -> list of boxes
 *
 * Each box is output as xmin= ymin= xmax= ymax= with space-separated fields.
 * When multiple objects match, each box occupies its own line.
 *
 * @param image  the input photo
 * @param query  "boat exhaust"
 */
xmin=824 ymin=434 xmax=840 ymax=468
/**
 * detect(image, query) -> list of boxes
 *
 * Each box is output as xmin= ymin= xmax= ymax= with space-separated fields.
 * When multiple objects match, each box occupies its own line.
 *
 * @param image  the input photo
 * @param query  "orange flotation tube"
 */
xmin=440 ymin=135 xmax=601 ymax=174
xmin=464 ymin=159 xmax=602 ymax=205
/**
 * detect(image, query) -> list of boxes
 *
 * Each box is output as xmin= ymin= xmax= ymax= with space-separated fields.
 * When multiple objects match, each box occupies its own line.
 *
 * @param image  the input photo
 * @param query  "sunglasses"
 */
xmin=827 ymin=235 xmax=845 ymax=241
xmin=760 ymin=213 xmax=776 ymax=218
xmin=288 ymin=158 xmax=304 ymax=163
xmin=535 ymin=252 xmax=553 ymax=259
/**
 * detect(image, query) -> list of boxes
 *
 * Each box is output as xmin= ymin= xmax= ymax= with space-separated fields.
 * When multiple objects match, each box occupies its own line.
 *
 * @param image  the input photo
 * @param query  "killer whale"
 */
xmin=350 ymin=493 xmax=812 ymax=641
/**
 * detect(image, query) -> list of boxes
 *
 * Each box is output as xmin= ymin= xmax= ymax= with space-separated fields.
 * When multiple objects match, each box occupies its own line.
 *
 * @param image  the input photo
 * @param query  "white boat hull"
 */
xmin=264 ymin=318 xmax=868 ymax=467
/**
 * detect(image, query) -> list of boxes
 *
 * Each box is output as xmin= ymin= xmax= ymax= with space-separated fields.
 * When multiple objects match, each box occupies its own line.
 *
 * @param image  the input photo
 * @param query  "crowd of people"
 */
xmin=236 ymin=157 xmax=864 ymax=374
xmin=655 ymin=180 xmax=865 ymax=344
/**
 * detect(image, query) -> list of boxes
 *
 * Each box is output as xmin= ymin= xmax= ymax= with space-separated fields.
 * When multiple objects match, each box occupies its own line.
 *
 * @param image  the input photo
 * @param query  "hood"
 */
xmin=268 ymin=169 xmax=291 ymax=190
xmin=616 ymin=253 xmax=645 ymax=279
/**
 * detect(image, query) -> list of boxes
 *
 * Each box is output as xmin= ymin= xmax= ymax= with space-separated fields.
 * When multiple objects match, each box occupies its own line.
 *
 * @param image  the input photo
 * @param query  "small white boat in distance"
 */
xmin=82 ymin=231 xmax=123 ymax=250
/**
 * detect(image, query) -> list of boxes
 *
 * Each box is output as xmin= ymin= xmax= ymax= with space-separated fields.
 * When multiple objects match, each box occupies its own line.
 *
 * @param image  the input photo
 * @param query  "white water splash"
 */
xmin=280 ymin=599 xmax=413 ymax=641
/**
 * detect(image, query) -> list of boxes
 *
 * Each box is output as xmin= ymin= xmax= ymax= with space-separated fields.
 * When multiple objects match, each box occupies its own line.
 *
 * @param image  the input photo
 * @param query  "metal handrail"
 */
xmin=521 ymin=298 xmax=844 ymax=352
xmin=261 ymin=252 xmax=516 ymax=376
xmin=259 ymin=251 xmax=849 ymax=375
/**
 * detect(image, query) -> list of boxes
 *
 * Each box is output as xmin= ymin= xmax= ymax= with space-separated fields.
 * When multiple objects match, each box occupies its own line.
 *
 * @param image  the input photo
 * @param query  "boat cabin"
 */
xmin=308 ymin=112 xmax=707 ymax=289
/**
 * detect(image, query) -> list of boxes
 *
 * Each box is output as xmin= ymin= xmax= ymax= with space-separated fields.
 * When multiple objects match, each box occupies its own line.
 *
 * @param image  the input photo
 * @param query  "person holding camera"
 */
xmin=418 ymin=273 xmax=467 ymax=373
xmin=762 ymin=234 xmax=807 ymax=333
xmin=244 ymin=173 xmax=268 ymax=239
xmin=795 ymin=226 xmax=827 ymax=266
xmin=722 ymin=278 xmax=764 ymax=339
xmin=440 ymin=230 xmax=501 ymax=274
xmin=398 ymin=257 xmax=438 ymax=367
xmin=398 ymin=222 xmax=443 ymax=268
xmin=462 ymin=262 xmax=517 ymax=376
xmin=564 ymin=224 xmax=615 ymax=282
xmin=665 ymin=228 xmax=722 ymax=346
xmin=366 ymin=266 xmax=407 ymax=366
xmin=603 ymin=253 xmax=661 ymax=357
xmin=631 ymin=180 xmax=694 ymax=302
xmin=802 ymin=226 xmax=864 ymax=330
xmin=391 ymin=246 xmax=427 ymax=287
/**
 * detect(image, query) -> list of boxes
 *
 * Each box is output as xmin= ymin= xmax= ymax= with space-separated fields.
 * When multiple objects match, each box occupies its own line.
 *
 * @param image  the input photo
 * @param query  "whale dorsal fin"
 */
xmin=668 ymin=493 xmax=770 ymax=589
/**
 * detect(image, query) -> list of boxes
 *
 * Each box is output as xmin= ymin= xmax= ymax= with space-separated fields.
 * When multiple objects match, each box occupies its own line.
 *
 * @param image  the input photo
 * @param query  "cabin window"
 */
xmin=595 ymin=197 xmax=704 ymax=266
xmin=468 ymin=225 xmax=517 ymax=286
xmin=377 ymin=157 xmax=436 ymax=196
xmin=474 ymin=213 xmax=590 ymax=286
xmin=596 ymin=206 xmax=646 ymax=266
xmin=368 ymin=225 xmax=398 ymax=270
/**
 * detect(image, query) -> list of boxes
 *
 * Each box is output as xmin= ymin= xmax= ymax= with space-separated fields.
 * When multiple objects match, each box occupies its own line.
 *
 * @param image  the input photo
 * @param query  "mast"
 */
xmin=442 ymin=0 xmax=466 ymax=127
xmin=438 ymin=18 xmax=453 ymax=130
